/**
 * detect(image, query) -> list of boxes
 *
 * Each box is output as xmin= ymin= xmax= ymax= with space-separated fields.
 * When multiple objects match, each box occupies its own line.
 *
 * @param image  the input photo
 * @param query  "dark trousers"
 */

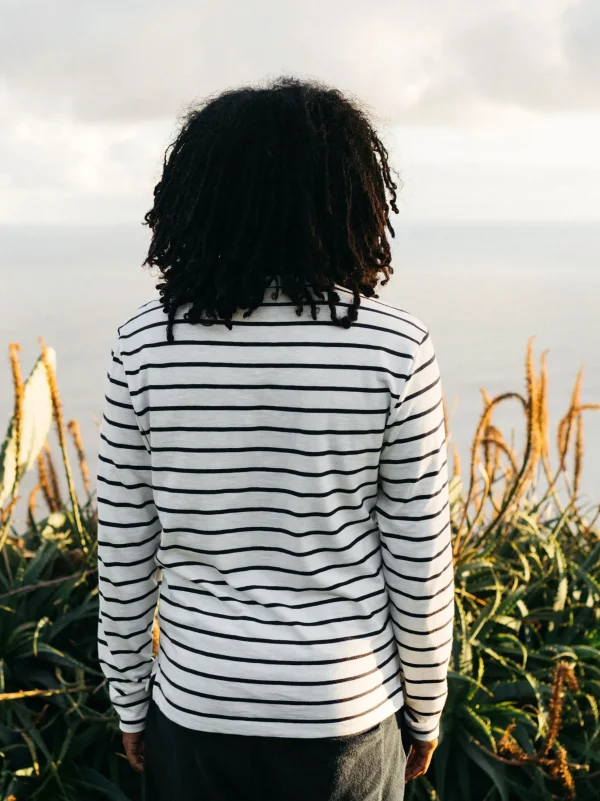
xmin=143 ymin=700 xmax=407 ymax=801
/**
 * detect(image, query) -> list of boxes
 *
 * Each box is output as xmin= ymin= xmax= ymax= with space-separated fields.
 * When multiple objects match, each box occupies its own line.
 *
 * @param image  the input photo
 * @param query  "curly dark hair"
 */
xmin=143 ymin=76 xmax=400 ymax=342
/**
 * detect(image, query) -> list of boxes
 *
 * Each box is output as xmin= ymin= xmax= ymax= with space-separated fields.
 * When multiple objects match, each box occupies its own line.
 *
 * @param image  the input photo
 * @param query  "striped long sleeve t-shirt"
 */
xmin=97 ymin=283 xmax=454 ymax=741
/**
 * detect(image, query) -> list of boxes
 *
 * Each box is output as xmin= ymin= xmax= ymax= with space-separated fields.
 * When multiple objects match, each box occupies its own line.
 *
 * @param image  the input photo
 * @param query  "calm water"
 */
xmin=2 ymin=222 xmax=599 ymax=518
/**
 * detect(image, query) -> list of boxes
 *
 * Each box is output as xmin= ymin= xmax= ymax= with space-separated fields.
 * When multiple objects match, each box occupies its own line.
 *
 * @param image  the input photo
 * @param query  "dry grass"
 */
xmin=39 ymin=338 xmax=87 ymax=551
xmin=67 ymin=419 xmax=91 ymax=498
xmin=452 ymin=342 xmax=600 ymax=563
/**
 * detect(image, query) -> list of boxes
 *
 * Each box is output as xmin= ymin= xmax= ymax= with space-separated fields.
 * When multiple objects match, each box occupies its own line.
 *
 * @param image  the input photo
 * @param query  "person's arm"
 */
xmin=375 ymin=330 xmax=454 ymax=745
xmin=97 ymin=334 xmax=160 ymax=734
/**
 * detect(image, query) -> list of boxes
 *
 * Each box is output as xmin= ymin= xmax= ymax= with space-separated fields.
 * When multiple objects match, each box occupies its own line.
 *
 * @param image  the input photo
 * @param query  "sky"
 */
xmin=1 ymin=0 xmax=599 ymax=225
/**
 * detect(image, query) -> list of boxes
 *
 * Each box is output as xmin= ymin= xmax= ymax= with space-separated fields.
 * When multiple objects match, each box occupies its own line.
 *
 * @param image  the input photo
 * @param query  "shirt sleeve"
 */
xmin=375 ymin=330 xmax=454 ymax=742
xmin=97 ymin=335 xmax=161 ymax=733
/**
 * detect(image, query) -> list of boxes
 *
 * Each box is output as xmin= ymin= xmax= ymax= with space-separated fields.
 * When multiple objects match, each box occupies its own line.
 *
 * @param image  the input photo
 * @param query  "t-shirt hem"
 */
xmin=151 ymin=685 xmax=405 ymax=740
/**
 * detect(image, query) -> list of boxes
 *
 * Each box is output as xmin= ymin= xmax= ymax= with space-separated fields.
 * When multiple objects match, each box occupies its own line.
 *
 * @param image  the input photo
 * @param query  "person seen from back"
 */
xmin=97 ymin=76 xmax=454 ymax=801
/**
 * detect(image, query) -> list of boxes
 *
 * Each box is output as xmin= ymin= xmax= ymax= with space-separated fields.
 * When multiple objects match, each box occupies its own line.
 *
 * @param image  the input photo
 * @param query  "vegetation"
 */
xmin=0 ymin=342 xmax=137 ymax=801
xmin=1 ymin=339 xmax=599 ymax=800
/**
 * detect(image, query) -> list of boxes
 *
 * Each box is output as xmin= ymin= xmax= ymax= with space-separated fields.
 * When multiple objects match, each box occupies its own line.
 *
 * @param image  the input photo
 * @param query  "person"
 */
xmin=97 ymin=76 xmax=454 ymax=801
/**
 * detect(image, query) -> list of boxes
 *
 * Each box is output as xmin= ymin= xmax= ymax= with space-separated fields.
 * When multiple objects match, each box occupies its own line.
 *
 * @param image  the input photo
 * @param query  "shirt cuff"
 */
xmin=403 ymin=710 xmax=441 ymax=742
xmin=120 ymin=719 xmax=147 ymax=734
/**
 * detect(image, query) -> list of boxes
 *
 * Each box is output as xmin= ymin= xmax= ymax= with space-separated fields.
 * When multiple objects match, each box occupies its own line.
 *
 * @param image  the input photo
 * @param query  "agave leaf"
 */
xmin=578 ymin=543 xmax=600 ymax=574
xmin=63 ymin=723 xmax=100 ymax=760
xmin=55 ymin=726 xmax=76 ymax=771
xmin=568 ymin=644 xmax=600 ymax=661
xmin=32 ymin=617 xmax=51 ymax=659
xmin=0 ymin=347 xmax=56 ymax=507
xmin=14 ymin=766 xmax=36 ymax=777
xmin=553 ymin=548 xmax=568 ymax=614
xmin=469 ymin=591 xmax=508 ymax=647
xmin=494 ymin=633 xmax=529 ymax=669
xmin=468 ymin=655 xmax=487 ymax=701
xmin=524 ymin=608 xmax=567 ymax=624
xmin=456 ymin=560 xmax=497 ymax=579
xmin=570 ymin=559 xmax=600 ymax=599
xmin=47 ymin=600 xmax=99 ymax=640
xmin=34 ymin=642 xmax=91 ymax=672
xmin=462 ymin=705 xmax=496 ymax=750
xmin=495 ymin=585 xmax=529 ymax=615
xmin=21 ymin=541 xmax=59 ymax=586
xmin=28 ymin=726 xmax=66 ymax=785
xmin=455 ymin=746 xmax=472 ymax=801
xmin=76 ymin=767 xmax=133 ymax=801
xmin=508 ymin=543 xmax=531 ymax=584
xmin=448 ymin=669 xmax=493 ymax=698
xmin=455 ymin=596 xmax=473 ymax=675
xmin=517 ymin=511 xmax=541 ymax=537
xmin=489 ymin=680 xmax=537 ymax=703
xmin=462 ymin=736 xmax=510 ymax=801
xmin=477 ymin=645 xmax=518 ymax=674
xmin=432 ymin=735 xmax=451 ymax=801
xmin=494 ymin=615 xmax=521 ymax=633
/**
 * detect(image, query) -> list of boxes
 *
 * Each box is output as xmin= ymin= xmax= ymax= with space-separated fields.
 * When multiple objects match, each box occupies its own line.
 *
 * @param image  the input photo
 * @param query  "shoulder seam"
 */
xmin=119 ymin=299 xmax=163 ymax=336
xmin=335 ymin=286 xmax=427 ymax=334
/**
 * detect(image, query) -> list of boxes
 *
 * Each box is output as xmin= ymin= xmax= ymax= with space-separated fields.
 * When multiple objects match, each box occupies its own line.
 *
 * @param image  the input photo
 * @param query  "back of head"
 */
xmin=143 ymin=76 xmax=400 ymax=341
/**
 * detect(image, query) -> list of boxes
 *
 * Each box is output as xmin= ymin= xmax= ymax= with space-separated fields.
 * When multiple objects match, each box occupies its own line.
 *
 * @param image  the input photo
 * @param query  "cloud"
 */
xmin=0 ymin=0 xmax=599 ymax=125
xmin=0 ymin=84 xmax=168 ymax=223
xmin=1 ymin=0 xmax=599 ymax=224
xmin=563 ymin=0 xmax=600 ymax=90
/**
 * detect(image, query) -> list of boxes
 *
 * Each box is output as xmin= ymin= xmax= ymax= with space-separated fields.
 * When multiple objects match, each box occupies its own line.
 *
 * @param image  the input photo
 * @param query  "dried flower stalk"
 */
xmin=43 ymin=443 xmax=63 ymax=510
xmin=67 ymin=419 xmax=91 ymax=496
xmin=558 ymin=367 xmax=583 ymax=469
xmin=484 ymin=425 xmax=519 ymax=475
xmin=28 ymin=484 xmax=40 ymax=527
xmin=37 ymin=451 xmax=58 ymax=513
xmin=573 ymin=413 xmax=584 ymax=499
xmin=454 ymin=391 xmax=527 ymax=556
xmin=496 ymin=663 xmax=579 ymax=800
xmin=0 ymin=496 xmax=19 ymax=529
xmin=451 ymin=444 xmax=461 ymax=480
xmin=8 ymin=343 xmax=24 ymax=499
xmin=39 ymin=338 xmax=86 ymax=548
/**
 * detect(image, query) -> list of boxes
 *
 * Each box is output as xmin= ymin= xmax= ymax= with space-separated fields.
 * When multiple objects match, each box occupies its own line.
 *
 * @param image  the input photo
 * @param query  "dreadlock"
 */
xmin=143 ymin=76 xmax=400 ymax=342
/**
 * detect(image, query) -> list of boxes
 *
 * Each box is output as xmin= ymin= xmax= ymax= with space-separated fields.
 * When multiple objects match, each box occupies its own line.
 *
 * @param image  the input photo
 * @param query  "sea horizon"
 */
xmin=2 ymin=220 xmax=599 ymax=520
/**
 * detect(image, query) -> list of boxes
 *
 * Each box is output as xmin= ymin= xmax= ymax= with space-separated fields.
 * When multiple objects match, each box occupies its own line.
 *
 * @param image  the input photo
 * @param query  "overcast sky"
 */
xmin=1 ymin=0 xmax=599 ymax=224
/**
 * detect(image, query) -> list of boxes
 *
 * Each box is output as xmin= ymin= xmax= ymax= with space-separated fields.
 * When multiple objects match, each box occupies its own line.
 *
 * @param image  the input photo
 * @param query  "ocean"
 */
xmin=2 ymin=222 xmax=599 ymax=519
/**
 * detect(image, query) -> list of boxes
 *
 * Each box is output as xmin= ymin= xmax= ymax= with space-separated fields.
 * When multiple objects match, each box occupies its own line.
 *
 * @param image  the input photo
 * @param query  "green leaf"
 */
xmin=76 ymin=767 xmax=134 ymax=801
xmin=464 ymin=738 xmax=509 ymax=801
xmin=21 ymin=541 xmax=59 ymax=585
xmin=469 ymin=589 xmax=502 ymax=645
